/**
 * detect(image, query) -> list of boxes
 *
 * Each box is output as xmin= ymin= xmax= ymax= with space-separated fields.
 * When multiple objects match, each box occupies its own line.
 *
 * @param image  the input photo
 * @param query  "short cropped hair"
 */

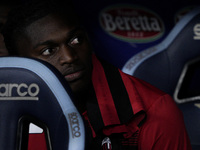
xmin=2 ymin=0 xmax=76 ymax=55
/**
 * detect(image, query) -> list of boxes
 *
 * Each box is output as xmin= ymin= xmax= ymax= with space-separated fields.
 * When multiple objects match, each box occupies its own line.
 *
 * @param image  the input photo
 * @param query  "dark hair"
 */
xmin=2 ymin=0 xmax=76 ymax=55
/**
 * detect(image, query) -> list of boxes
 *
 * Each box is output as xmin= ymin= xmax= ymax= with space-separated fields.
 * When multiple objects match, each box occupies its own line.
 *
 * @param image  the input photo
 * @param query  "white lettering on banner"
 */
xmin=193 ymin=24 xmax=200 ymax=40
xmin=101 ymin=13 xmax=161 ymax=32
xmin=68 ymin=112 xmax=81 ymax=138
xmin=0 ymin=83 xmax=39 ymax=100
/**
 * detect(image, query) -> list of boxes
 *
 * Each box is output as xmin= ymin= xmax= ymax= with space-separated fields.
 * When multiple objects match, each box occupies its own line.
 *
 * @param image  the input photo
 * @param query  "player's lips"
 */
xmin=63 ymin=68 xmax=85 ymax=82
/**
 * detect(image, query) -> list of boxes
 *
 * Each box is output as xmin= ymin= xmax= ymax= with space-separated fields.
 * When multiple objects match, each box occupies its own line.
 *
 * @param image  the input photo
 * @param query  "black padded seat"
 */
xmin=122 ymin=6 xmax=200 ymax=97
xmin=0 ymin=57 xmax=85 ymax=150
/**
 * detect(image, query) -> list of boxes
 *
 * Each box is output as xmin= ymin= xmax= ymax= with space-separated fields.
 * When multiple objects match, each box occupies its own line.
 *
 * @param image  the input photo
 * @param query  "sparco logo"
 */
xmin=0 ymin=83 xmax=39 ymax=100
xmin=99 ymin=4 xmax=164 ymax=43
xmin=68 ymin=112 xmax=81 ymax=138
xmin=193 ymin=23 xmax=200 ymax=40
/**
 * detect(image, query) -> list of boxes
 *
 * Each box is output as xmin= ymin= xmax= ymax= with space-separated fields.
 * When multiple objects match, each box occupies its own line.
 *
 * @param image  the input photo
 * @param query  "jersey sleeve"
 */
xmin=138 ymin=94 xmax=192 ymax=150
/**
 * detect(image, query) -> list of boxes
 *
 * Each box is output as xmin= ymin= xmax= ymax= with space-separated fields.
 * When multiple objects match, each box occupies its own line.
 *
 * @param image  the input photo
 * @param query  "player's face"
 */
xmin=17 ymin=14 xmax=93 ymax=95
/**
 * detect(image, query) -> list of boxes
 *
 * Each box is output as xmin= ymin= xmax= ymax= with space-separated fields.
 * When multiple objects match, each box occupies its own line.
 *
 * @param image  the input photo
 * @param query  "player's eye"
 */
xmin=41 ymin=48 xmax=55 ymax=56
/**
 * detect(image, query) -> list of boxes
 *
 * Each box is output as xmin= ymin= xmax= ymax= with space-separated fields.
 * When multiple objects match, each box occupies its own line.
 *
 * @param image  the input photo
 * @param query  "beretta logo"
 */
xmin=99 ymin=4 xmax=165 ymax=43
